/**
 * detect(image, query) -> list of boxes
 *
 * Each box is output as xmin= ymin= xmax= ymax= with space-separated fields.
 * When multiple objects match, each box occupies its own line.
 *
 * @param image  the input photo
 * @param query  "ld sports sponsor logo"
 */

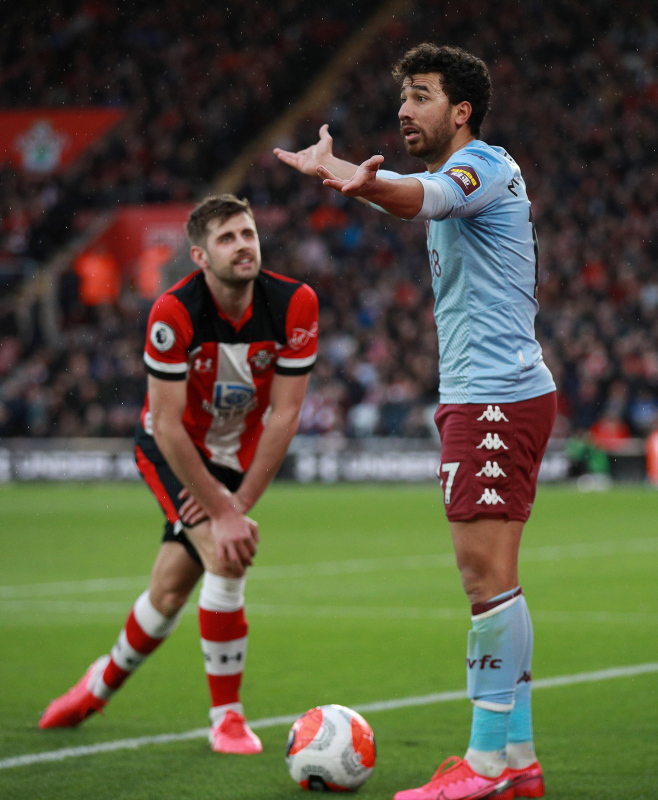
xmin=289 ymin=321 xmax=318 ymax=350
xmin=444 ymin=165 xmax=481 ymax=196
xmin=213 ymin=382 xmax=255 ymax=410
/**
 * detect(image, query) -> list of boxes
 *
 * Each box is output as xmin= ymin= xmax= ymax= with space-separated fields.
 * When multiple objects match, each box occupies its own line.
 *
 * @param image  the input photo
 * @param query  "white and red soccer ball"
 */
xmin=286 ymin=704 xmax=376 ymax=792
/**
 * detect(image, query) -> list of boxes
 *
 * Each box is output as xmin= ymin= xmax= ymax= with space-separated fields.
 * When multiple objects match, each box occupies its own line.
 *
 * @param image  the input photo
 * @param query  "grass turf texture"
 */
xmin=1 ymin=482 xmax=657 ymax=799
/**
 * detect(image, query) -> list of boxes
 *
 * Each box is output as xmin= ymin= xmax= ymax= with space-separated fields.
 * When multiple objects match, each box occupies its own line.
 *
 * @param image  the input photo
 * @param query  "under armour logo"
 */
xmin=194 ymin=357 xmax=214 ymax=372
xmin=477 ymin=405 xmax=509 ymax=422
xmin=220 ymin=653 xmax=243 ymax=664
xmin=476 ymin=460 xmax=507 ymax=478
xmin=517 ymin=671 xmax=532 ymax=684
xmin=476 ymin=488 xmax=505 ymax=505
xmin=476 ymin=433 xmax=509 ymax=450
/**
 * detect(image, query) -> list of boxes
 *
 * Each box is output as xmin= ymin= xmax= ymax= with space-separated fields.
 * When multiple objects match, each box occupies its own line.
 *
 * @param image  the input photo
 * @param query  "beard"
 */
xmin=402 ymin=106 xmax=453 ymax=163
xmin=210 ymin=253 xmax=261 ymax=286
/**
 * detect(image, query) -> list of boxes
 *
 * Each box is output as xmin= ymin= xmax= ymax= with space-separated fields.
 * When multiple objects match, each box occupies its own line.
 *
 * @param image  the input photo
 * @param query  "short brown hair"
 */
xmin=392 ymin=43 xmax=492 ymax=138
xmin=186 ymin=194 xmax=254 ymax=246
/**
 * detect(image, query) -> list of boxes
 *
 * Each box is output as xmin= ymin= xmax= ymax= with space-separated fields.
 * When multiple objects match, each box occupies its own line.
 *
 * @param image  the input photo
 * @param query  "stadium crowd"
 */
xmin=1 ymin=0 xmax=658 ymax=449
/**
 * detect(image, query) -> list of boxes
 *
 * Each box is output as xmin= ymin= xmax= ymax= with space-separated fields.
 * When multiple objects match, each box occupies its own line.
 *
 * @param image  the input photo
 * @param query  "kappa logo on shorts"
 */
xmin=476 ymin=433 xmax=509 ymax=450
xmin=477 ymin=405 xmax=509 ymax=422
xmin=444 ymin=165 xmax=481 ymax=196
xmin=476 ymin=460 xmax=507 ymax=478
xmin=476 ymin=488 xmax=506 ymax=505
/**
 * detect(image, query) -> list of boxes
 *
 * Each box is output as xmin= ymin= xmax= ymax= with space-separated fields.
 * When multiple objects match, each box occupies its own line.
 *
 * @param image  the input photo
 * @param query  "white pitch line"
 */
xmin=2 ymin=537 xmax=658 ymax=600
xmin=2 ymin=662 xmax=657 ymax=771
xmin=2 ymin=601 xmax=657 ymax=626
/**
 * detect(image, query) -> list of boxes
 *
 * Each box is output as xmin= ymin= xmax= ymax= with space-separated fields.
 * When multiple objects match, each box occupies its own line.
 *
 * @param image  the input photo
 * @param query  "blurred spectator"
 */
xmin=1 ymin=0 xmax=658 ymax=443
xmin=589 ymin=412 xmax=631 ymax=452
xmin=74 ymin=248 xmax=120 ymax=306
xmin=645 ymin=425 xmax=658 ymax=487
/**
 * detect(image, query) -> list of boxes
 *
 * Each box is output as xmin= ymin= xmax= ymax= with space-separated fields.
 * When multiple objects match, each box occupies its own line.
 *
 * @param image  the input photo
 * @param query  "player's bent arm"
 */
xmin=235 ymin=372 xmax=311 ymax=512
xmin=148 ymin=375 xmax=258 ymax=571
xmin=319 ymin=155 xmax=425 ymax=220
xmin=148 ymin=374 xmax=235 ymax=517
xmin=363 ymin=176 xmax=425 ymax=219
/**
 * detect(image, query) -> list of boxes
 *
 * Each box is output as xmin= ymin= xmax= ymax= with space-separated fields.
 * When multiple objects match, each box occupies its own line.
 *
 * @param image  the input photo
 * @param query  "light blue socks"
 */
xmin=465 ymin=587 xmax=533 ymax=777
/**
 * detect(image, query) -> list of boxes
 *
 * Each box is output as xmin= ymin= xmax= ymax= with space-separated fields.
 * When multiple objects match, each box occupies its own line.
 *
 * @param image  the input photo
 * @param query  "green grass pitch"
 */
xmin=1 ymin=482 xmax=657 ymax=799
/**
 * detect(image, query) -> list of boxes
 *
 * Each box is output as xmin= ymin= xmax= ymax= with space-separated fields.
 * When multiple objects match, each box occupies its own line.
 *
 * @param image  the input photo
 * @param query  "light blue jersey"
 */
xmin=384 ymin=141 xmax=555 ymax=404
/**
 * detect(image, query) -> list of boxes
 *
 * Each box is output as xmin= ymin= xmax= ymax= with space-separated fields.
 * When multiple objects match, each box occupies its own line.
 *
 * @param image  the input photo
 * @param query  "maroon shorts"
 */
xmin=434 ymin=392 xmax=557 ymax=522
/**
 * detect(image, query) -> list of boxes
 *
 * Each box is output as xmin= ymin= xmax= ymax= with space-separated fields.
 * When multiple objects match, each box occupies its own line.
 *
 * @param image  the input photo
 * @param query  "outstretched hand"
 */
xmin=273 ymin=124 xmax=334 ymax=175
xmin=318 ymin=154 xmax=384 ymax=198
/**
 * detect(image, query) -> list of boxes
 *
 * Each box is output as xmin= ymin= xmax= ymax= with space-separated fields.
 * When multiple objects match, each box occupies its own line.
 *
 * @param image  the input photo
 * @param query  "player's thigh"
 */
xmin=149 ymin=541 xmax=204 ymax=615
xmin=135 ymin=426 xmax=243 ymax=572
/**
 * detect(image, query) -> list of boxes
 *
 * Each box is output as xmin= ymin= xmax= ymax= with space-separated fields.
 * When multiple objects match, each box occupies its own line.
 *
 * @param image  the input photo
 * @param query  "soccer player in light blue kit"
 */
xmin=275 ymin=44 xmax=556 ymax=800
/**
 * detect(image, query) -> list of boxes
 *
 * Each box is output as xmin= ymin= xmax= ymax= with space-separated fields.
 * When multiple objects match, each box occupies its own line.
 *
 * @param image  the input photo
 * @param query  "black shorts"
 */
xmin=134 ymin=423 xmax=243 ymax=566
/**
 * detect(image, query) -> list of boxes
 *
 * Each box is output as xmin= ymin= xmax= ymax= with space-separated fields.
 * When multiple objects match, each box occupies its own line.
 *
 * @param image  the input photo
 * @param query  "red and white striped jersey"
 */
xmin=140 ymin=269 xmax=318 ymax=473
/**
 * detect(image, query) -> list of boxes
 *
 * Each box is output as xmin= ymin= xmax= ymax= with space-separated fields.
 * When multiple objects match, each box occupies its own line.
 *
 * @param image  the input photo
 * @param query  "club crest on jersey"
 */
xmin=213 ymin=382 xmax=255 ymax=410
xmin=249 ymin=348 xmax=276 ymax=373
xmin=150 ymin=321 xmax=176 ymax=352
xmin=444 ymin=165 xmax=481 ymax=196
xmin=289 ymin=321 xmax=318 ymax=350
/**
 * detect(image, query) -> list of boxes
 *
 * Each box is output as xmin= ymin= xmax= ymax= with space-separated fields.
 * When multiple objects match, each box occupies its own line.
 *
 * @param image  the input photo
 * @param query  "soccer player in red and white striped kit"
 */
xmin=39 ymin=195 xmax=319 ymax=754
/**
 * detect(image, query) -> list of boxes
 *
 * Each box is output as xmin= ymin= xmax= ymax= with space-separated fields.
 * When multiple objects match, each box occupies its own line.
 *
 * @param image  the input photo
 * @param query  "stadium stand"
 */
xmin=1 ymin=0 xmax=657 ymax=451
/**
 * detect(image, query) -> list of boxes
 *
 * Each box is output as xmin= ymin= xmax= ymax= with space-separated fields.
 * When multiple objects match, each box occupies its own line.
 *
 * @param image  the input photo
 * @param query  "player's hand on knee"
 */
xmin=177 ymin=488 xmax=208 ymax=526
xmin=211 ymin=511 xmax=259 ymax=574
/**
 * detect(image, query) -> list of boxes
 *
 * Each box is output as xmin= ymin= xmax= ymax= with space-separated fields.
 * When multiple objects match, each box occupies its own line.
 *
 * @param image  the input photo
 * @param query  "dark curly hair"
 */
xmin=186 ymin=194 xmax=254 ymax=246
xmin=392 ymin=43 xmax=492 ymax=138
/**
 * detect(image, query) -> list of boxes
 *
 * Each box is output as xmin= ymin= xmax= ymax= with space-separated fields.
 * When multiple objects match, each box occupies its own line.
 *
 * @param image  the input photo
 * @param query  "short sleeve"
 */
xmin=425 ymin=153 xmax=510 ymax=219
xmin=143 ymin=293 xmax=194 ymax=381
xmin=275 ymin=283 xmax=319 ymax=375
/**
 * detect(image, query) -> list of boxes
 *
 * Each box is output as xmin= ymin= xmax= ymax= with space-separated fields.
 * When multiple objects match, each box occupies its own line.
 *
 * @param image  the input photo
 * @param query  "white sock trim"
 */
xmin=88 ymin=655 xmax=111 ymax=700
xmin=199 ymin=572 xmax=246 ymax=612
xmin=472 ymin=698 xmax=515 ymax=713
xmin=134 ymin=590 xmax=181 ymax=638
xmin=506 ymin=741 xmax=537 ymax=769
xmin=201 ymin=636 xmax=248 ymax=675
xmin=465 ymin=747 xmax=507 ymax=778
xmin=472 ymin=593 xmax=522 ymax=621
xmin=209 ymin=701 xmax=244 ymax=728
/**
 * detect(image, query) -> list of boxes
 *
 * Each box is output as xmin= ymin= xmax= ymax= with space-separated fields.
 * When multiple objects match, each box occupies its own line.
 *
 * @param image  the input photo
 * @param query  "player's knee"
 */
xmin=150 ymin=585 xmax=190 ymax=617
xmin=459 ymin=566 xmax=487 ymax=604
xmin=456 ymin=551 xmax=491 ymax=598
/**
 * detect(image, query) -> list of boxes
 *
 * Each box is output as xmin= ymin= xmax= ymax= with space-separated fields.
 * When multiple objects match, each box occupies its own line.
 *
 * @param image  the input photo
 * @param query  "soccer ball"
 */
xmin=286 ymin=704 xmax=376 ymax=792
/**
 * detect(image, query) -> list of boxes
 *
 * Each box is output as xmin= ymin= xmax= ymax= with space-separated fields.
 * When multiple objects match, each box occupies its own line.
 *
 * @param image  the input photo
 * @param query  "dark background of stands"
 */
xmin=1 ymin=0 xmax=657 ymax=468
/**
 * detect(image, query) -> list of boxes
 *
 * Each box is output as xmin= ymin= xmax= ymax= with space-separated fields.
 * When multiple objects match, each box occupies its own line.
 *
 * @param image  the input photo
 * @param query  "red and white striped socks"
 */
xmin=91 ymin=590 xmax=181 ymax=702
xmin=198 ymin=573 xmax=249 ymax=728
